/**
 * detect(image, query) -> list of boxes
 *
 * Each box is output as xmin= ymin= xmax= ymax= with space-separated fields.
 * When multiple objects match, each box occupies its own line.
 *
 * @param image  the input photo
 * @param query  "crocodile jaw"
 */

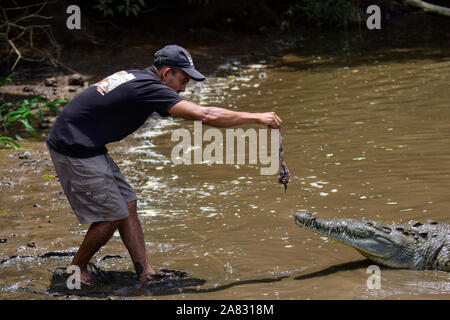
xmin=294 ymin=211 xmax=398 ymax=260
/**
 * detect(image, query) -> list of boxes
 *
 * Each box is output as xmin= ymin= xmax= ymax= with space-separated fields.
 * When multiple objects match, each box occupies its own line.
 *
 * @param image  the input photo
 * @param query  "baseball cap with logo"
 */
xmin=153 ymin=45 xmax=206 ymax=82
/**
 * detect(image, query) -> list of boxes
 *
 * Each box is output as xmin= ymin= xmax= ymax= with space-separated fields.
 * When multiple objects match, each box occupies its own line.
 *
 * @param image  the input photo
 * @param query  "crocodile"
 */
xmin=294 ymin=210 xmax=449 ymax=271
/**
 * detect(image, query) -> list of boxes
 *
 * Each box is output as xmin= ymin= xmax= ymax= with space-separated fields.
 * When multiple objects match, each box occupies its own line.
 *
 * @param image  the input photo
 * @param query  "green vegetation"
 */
xmin=281 ymin=0 xmax=361 ymax=31
xmin=0 ymin=74 xmax=67 ymax=150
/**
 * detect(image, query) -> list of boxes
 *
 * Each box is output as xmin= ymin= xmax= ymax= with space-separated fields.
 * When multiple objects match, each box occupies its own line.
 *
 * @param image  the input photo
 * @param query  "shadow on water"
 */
xmin=181 ymin=276 xmax=290 ymax=295
xmin=46 ymin=260 xmax=383 ymax=298
xmin=5 ymin=254 xmax=442 ymax=299
xmin=2 ymin=252 xmax=289 ymax=298
xmin=48 ymin=268 xmax=207 ymax=298
xmin=47 ymin=265 xmax=290 ymax=298
xmin=293 ymin=260 xmax=374 ymax=281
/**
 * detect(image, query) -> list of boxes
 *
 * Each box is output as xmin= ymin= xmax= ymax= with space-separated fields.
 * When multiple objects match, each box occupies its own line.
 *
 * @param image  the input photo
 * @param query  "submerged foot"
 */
xmin=136 ymin=263 xmax=157 ymax=282
xmin=65 ymin=265 xmax=94 ymax=287
xmin=140 ymin=272 xmax=166 ymax=282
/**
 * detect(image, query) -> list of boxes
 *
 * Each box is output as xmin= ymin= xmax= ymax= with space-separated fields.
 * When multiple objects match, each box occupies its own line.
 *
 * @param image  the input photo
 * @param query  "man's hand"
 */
xmin=257 ymin=112 xmax=283 ymax=129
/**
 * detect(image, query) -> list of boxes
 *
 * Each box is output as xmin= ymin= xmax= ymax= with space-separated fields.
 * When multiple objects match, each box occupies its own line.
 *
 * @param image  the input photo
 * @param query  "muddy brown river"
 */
xmin=0 ymin=32 xmax=449 ymax=300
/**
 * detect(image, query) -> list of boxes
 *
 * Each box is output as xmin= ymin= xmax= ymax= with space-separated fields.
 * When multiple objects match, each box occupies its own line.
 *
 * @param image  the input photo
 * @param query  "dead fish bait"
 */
xmin=278 ymin=130 xmax=290 ymax=192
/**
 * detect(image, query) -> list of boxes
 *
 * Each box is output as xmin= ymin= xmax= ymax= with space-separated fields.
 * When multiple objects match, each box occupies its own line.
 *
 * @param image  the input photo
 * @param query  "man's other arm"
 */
xmin=168 ymin=100 xmax=282 ymax=129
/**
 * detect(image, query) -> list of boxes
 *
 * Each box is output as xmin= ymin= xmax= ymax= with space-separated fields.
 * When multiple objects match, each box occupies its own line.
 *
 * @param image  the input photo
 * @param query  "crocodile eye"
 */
xmin=366 ymin=222 xmax=373 ymax=227
xmin=413 ymin=222 xmax=423 ymax=228
xmin=395 ymin=227 xmax=405 ymax=232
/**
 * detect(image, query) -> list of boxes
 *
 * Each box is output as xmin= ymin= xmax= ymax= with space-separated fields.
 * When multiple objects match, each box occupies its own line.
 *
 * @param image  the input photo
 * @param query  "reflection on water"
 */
xmin=1 ymin=30 xmax=450 ymax=299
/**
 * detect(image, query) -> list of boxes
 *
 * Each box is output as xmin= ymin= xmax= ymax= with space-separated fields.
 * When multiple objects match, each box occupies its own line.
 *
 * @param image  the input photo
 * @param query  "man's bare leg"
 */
xmin=118 ymin=200 xmax=156 ymax=281
xmin=69 ymin=219 xmax=122 ymax=282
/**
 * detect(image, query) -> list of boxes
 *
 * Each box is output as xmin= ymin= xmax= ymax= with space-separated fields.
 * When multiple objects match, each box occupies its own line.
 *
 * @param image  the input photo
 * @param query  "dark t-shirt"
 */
xmin=47 ymin=67 xmax=183 ymax=158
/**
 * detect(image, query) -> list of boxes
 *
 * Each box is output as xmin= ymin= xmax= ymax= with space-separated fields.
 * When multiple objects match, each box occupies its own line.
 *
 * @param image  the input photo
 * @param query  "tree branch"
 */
xmin=0 ymin=1 xmax=78 ymax=73
xmin=3 ymin=1 xmax=58 ymax=12
xmin=399 ymin=0 xmax=450 ymax=17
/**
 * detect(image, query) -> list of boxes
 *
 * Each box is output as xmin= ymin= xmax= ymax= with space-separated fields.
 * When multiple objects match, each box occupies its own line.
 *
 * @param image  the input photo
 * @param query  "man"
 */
xmin=46 ymin=45 xmax=282 ymax=284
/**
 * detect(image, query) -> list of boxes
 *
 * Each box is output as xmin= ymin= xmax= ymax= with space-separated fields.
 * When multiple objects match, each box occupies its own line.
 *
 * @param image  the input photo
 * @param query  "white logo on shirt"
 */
xmin=93 ymin=71 xmax=136 ymax=96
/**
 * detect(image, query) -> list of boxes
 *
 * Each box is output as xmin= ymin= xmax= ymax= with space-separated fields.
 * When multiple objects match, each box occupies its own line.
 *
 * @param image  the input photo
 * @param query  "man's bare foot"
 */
xmin=139 ymin=272 xmax=165 ymax=282
xmin=138 ymin=268 xmax=157 ymax=281
xmin=134 ymin=261 xmax=157 ymax=281
xmin=137 ymin=267 xmax=157 ymax=282
xmin=66 ymin=265 xmax=93 ymax=283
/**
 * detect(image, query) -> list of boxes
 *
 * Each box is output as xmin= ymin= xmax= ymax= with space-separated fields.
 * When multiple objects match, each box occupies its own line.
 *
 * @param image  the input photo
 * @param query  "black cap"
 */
xmin=154 ymin=45 xmax=206 ymax=82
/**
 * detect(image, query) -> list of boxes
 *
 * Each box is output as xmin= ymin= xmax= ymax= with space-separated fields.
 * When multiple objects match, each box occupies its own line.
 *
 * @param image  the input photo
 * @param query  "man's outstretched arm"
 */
xmin=168 ymin=100 xmax=283 ymax=129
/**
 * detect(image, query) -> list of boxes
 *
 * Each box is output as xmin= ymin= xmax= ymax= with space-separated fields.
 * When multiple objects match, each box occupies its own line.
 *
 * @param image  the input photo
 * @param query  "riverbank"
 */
xmin=2 ymin=4 xmax=449 ymax=102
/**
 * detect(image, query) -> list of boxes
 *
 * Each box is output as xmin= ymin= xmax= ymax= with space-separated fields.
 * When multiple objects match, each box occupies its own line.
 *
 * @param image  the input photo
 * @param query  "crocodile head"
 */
xmin=294 ymin=210 xmax=419 ymax=268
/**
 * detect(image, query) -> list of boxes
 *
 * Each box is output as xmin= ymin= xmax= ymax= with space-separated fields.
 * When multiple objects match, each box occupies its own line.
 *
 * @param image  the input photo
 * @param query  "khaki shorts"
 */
xmin=48 ymin=147 xmax=137 ymax=224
